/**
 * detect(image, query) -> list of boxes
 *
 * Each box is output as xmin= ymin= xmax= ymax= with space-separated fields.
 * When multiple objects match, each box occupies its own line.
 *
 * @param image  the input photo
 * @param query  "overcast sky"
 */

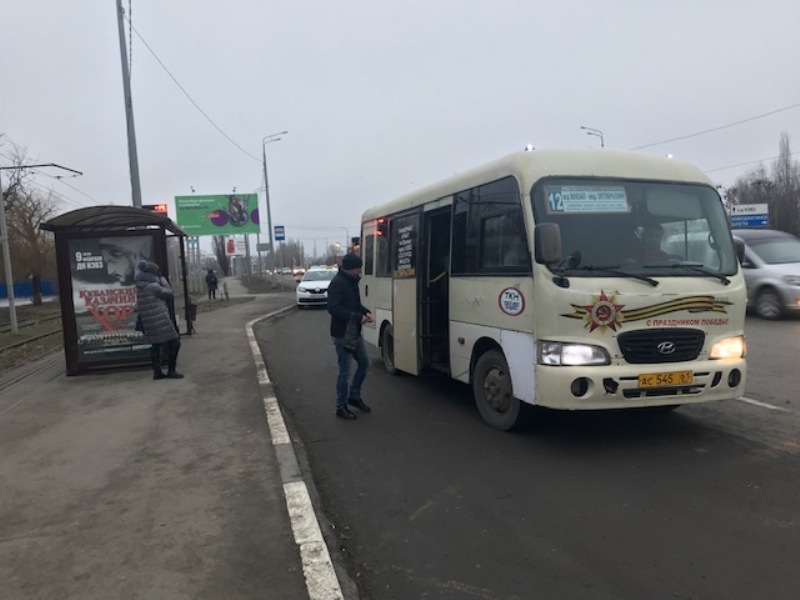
xmin=2 ymin=1 xmax=799 ymax=257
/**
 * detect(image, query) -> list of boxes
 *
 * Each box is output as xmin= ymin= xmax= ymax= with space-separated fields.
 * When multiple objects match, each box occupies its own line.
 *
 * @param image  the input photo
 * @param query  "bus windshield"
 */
xmin=531 ymin=178 xmax=738 ymax=277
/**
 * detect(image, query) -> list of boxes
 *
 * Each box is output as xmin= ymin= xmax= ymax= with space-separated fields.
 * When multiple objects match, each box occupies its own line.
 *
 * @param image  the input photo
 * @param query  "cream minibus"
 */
xmin=359 ymin=149 xmax=746 ymax=430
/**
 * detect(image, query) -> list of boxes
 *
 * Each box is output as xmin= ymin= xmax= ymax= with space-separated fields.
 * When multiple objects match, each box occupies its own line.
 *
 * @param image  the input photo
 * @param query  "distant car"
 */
xmin=732 ymin=228 xmax=800 ymax=319
xmin=296 ymin=268 xmax=337 ymax=308
xmin=281 ymin=267 xmax=292 ymax=275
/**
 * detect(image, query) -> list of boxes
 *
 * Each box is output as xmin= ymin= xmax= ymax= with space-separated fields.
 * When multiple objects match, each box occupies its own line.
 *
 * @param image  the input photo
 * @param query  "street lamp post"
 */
xmin=580 ymin=125 xmax=605 ymax=148
xmin=262 ymin=131 xmax=288 ymax=274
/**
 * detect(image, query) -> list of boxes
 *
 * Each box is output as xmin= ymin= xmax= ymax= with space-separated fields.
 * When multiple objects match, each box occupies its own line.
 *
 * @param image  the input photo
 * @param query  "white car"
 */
xmin=296 ymin=268 xmax=337 ymax=308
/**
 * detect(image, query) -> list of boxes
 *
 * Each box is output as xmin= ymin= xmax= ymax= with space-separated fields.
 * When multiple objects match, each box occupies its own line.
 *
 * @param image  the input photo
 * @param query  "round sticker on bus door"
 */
xmin=498 ymin=287 xmax=525 ymax=316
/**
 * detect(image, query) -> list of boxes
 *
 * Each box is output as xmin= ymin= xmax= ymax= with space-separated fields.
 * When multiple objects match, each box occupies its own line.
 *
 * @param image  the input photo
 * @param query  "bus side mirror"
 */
xmin=733 ymin=238 xmax=745 ymax=264
xmin=534 ymin=223 xmax=562 ymax=265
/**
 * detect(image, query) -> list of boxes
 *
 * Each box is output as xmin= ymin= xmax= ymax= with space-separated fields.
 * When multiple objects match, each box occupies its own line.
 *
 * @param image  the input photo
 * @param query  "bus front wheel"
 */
xmin=381 ymin=323 xmax=398 ymax=375
xmin=473 ymin=350 xmax=525 ymax=431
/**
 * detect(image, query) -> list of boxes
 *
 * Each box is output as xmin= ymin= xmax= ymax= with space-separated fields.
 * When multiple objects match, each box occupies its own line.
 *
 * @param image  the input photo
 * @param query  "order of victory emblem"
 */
xmin=575 ymin=290 xmax=624 ymax=332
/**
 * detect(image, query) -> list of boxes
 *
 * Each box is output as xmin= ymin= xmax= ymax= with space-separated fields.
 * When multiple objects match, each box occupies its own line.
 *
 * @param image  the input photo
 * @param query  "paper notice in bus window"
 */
xmin=546 ymin=186 xmax=629 ymax=213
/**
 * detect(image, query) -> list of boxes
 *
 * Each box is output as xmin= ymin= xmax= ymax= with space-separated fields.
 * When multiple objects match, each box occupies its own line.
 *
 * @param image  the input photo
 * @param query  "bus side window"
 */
xmin=452 ymin=176 xmax=525 ymax=274
xmin=376 ymin=223 xmax=391 ymax=277
xmin=363 ymin=235 xmax=374 ymax=276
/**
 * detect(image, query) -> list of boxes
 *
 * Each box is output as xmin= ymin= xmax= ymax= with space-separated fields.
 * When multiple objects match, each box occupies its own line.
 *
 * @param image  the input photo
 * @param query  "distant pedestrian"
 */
xmin=135 ymin=260 xmax=183 ymax=380
xmin=327 ymin=253 xmax=373 ymax=420
xmin=205 ymin=269 xmax=218 ymax=300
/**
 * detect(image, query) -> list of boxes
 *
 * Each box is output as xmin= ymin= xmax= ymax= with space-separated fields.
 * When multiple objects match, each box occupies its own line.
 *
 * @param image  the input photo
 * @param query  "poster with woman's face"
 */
xmin=67 ymin=235 xmax=154 ymax=362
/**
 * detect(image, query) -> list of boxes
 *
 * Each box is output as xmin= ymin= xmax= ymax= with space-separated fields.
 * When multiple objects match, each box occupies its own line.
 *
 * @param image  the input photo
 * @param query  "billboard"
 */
xmin=225 ymin=238 xmax=247 ymax=255
xmin=67 ymin=234 xmax=155 ymax=363
xmin=174 ymin=194 xmax=260 ymax=235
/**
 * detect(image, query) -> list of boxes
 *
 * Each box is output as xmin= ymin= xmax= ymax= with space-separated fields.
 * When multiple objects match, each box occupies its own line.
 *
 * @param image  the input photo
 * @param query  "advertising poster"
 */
xmin=174 ymin=194 xmax=260 ymax=236
xmin=67 ymin=235 xmax=155 ymax=363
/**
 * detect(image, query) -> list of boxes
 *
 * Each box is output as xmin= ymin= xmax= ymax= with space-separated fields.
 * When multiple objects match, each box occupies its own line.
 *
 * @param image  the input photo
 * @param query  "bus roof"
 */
xmin=362 ymin=148 xmax=713 ymax=221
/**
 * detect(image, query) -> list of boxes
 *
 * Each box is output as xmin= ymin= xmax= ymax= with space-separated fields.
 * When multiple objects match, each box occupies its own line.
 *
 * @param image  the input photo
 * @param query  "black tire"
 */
xmin=381 ymin=323 xmax=399 ymax=375
xmin=472 ymin=350 xmax=526 ymax=431
xmin=755 ymin=288 xmax=783 ymax=320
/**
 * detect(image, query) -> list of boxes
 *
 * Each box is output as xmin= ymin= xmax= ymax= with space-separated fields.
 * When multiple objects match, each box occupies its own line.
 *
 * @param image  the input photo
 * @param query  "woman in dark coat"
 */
xmin=135 ymin=260 xmax=183 ymax=379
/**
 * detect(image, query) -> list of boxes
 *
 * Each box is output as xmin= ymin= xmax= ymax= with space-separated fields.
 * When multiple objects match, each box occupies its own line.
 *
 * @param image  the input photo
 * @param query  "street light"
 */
xmin=262 ymin=130 xmax=288 ymax=272
xmin=580 ymin=125 xmax=605 ymax=148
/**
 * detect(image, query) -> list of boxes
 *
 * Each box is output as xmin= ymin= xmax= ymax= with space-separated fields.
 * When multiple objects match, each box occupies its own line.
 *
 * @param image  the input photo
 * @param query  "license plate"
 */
xmin=638 ymin=370 xmax=693 ymax=388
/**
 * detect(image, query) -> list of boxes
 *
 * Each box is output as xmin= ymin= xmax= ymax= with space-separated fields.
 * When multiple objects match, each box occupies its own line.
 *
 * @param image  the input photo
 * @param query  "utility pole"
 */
xmin=116 ymin=0 xmax=142 ymax=207
xmin=0 ymin=175 xmax=17 ymax=333
xmin=0 ymin=163 xmax=82 ymax=333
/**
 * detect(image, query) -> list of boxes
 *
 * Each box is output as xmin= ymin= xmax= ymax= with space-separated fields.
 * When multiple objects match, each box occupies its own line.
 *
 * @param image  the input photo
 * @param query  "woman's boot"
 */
xmin=151 ymin=344 xmax=165 ymax=380
xmin=166 ymin=338 xmax=184 ymax=379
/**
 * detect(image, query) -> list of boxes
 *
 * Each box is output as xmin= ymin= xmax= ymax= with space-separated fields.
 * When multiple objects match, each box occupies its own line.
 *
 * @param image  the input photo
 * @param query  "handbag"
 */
xmin=342 ymin=315 xmax=360 ymax=353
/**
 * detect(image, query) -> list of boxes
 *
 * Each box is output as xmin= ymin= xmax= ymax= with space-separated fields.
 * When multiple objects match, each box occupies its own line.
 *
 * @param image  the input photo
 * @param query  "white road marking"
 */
xmin=737 ymin=396 xmax=793 ymax=413
xmin=247 ymin=308 xmax=344 ymax=600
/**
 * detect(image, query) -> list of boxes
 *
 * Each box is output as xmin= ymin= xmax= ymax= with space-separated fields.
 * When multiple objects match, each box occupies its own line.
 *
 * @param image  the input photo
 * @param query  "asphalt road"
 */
xmin=256 ymin=309 xmax=800 ymax=600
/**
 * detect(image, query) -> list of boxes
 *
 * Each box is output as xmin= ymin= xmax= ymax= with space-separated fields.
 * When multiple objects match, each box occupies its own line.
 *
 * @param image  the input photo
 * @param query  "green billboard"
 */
xmin=174 ymin=194 xmax=261 ymax=236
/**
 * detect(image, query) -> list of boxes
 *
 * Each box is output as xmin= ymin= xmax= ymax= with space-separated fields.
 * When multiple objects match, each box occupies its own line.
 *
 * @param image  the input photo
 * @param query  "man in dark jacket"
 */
xmin=327 ymin=253 xmax=373 ymax=420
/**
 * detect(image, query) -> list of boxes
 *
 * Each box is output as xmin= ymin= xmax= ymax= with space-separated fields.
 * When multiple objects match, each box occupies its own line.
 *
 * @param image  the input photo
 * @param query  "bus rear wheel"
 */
xmin=381 ymin=323 xmax=398 ymax=375
xmin=473 ymin=350 xmax=525 ymax=431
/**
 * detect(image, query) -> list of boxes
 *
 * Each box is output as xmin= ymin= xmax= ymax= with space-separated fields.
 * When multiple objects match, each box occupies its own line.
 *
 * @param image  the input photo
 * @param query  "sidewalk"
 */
xmin=0 ymin=278 xmax=326 ymax=599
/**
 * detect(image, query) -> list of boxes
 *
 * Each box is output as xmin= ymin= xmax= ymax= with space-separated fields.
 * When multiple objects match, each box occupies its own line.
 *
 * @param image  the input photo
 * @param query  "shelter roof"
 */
xmin=41 ymin=205 xmax=186 ymax=236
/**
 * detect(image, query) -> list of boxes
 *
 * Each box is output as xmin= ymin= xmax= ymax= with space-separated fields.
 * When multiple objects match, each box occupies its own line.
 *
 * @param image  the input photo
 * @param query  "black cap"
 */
xmin=341 ymin=253 xmax=363 ymax=270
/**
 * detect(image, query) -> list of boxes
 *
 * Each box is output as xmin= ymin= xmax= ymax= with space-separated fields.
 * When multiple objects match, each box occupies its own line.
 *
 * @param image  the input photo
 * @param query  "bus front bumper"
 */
xmin=532 ymin=359 xmax=746 ymax=410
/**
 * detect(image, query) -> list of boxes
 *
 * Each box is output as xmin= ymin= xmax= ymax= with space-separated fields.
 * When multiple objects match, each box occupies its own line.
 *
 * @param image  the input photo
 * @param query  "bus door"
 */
xmin=391 ymin=211 xmax=421 ymax=375
xmin=421 ymin=206 xmax=451 ymax=371
xmin=359 ymin=221 xmax=379 ymax=348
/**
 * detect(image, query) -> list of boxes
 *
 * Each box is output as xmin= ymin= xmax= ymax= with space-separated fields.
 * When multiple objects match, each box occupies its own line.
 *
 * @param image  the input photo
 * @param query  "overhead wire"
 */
xmin=631 ymin=101 xmax=800 ymax=150
xmin=123 ymin=14 xmax=260 ymax=163
xmin=0 ymin=145 xmax=98 ymax=210
xmin=704 ymin=150 xmax=800 ymax=174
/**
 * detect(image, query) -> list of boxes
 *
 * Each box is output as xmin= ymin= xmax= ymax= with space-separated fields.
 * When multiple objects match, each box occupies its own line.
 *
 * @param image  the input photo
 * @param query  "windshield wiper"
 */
xmin=573 ymin=265 xmax=659 ymax=287
xmin=644 ymin=261 xmax=731 ymax=285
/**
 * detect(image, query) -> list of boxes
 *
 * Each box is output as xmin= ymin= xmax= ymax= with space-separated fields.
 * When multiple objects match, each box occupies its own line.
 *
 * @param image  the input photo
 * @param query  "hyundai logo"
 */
xmin=657 ymin=341 xmax=677 ymax=354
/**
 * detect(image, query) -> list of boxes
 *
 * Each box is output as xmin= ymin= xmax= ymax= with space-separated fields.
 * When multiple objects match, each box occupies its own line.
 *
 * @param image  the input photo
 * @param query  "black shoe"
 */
xmin=336 ymin=408 xmax=358 ymax=420
xmin=165 ymin=371 xmax=184 ymax=379
xmin=153 ymin=371 xmax=166 ymax=380
xmin=347 ymin=398 xmax=371 ymax=412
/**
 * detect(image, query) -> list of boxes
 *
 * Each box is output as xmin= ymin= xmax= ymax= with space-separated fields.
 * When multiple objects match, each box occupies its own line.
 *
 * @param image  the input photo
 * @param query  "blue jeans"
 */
xmin=333 ymin=336 xmax=369 ymax=409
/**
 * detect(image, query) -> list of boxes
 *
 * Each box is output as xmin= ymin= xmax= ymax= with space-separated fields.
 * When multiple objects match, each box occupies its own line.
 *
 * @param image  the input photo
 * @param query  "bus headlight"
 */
xmin=538 ymin=342 xmax=610 ymax=366
xmin=709 ymin=335 xmax=746 ymax=359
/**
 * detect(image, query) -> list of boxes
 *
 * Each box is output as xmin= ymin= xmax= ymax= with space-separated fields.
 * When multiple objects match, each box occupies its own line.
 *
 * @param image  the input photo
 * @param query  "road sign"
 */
xmin=274 ymin=225 xmax=285 ymax=241
xmin=256 ymin=242 xmax=271 ymax=252
xmin=730 ymin=203 xmax=768 ymax=216
xmin=731 ymin=213 xmax=769 ymax=228
xmin=730 ymin=203 xmax=769 ymax=228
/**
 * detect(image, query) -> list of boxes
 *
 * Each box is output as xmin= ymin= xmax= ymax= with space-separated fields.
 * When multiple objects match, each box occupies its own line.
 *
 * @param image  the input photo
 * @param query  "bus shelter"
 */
xmin=41 ymin=206 xmax=193 ymax=375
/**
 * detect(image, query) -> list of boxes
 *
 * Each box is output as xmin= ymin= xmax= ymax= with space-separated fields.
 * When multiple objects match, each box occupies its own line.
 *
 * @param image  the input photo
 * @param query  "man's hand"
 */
xmin=361 ymin=313 xmax=374 ymax=325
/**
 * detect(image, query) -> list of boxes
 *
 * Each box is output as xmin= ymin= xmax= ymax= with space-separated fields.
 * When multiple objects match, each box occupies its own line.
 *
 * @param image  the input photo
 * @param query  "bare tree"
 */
xmin=0 ymin=140 xmax=35 ymax=214
xmin=212 ymin=235 xmax=230 ymax=276
xmin=771 ymin=132 xmax=800 ymax=235
xmin=1 ymin=141 xmax=59 ymax=304
xmin=6 ymin=187 xmax=58 ymax=305
xmin=727 ymin=164 xmax=771 ymax=207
